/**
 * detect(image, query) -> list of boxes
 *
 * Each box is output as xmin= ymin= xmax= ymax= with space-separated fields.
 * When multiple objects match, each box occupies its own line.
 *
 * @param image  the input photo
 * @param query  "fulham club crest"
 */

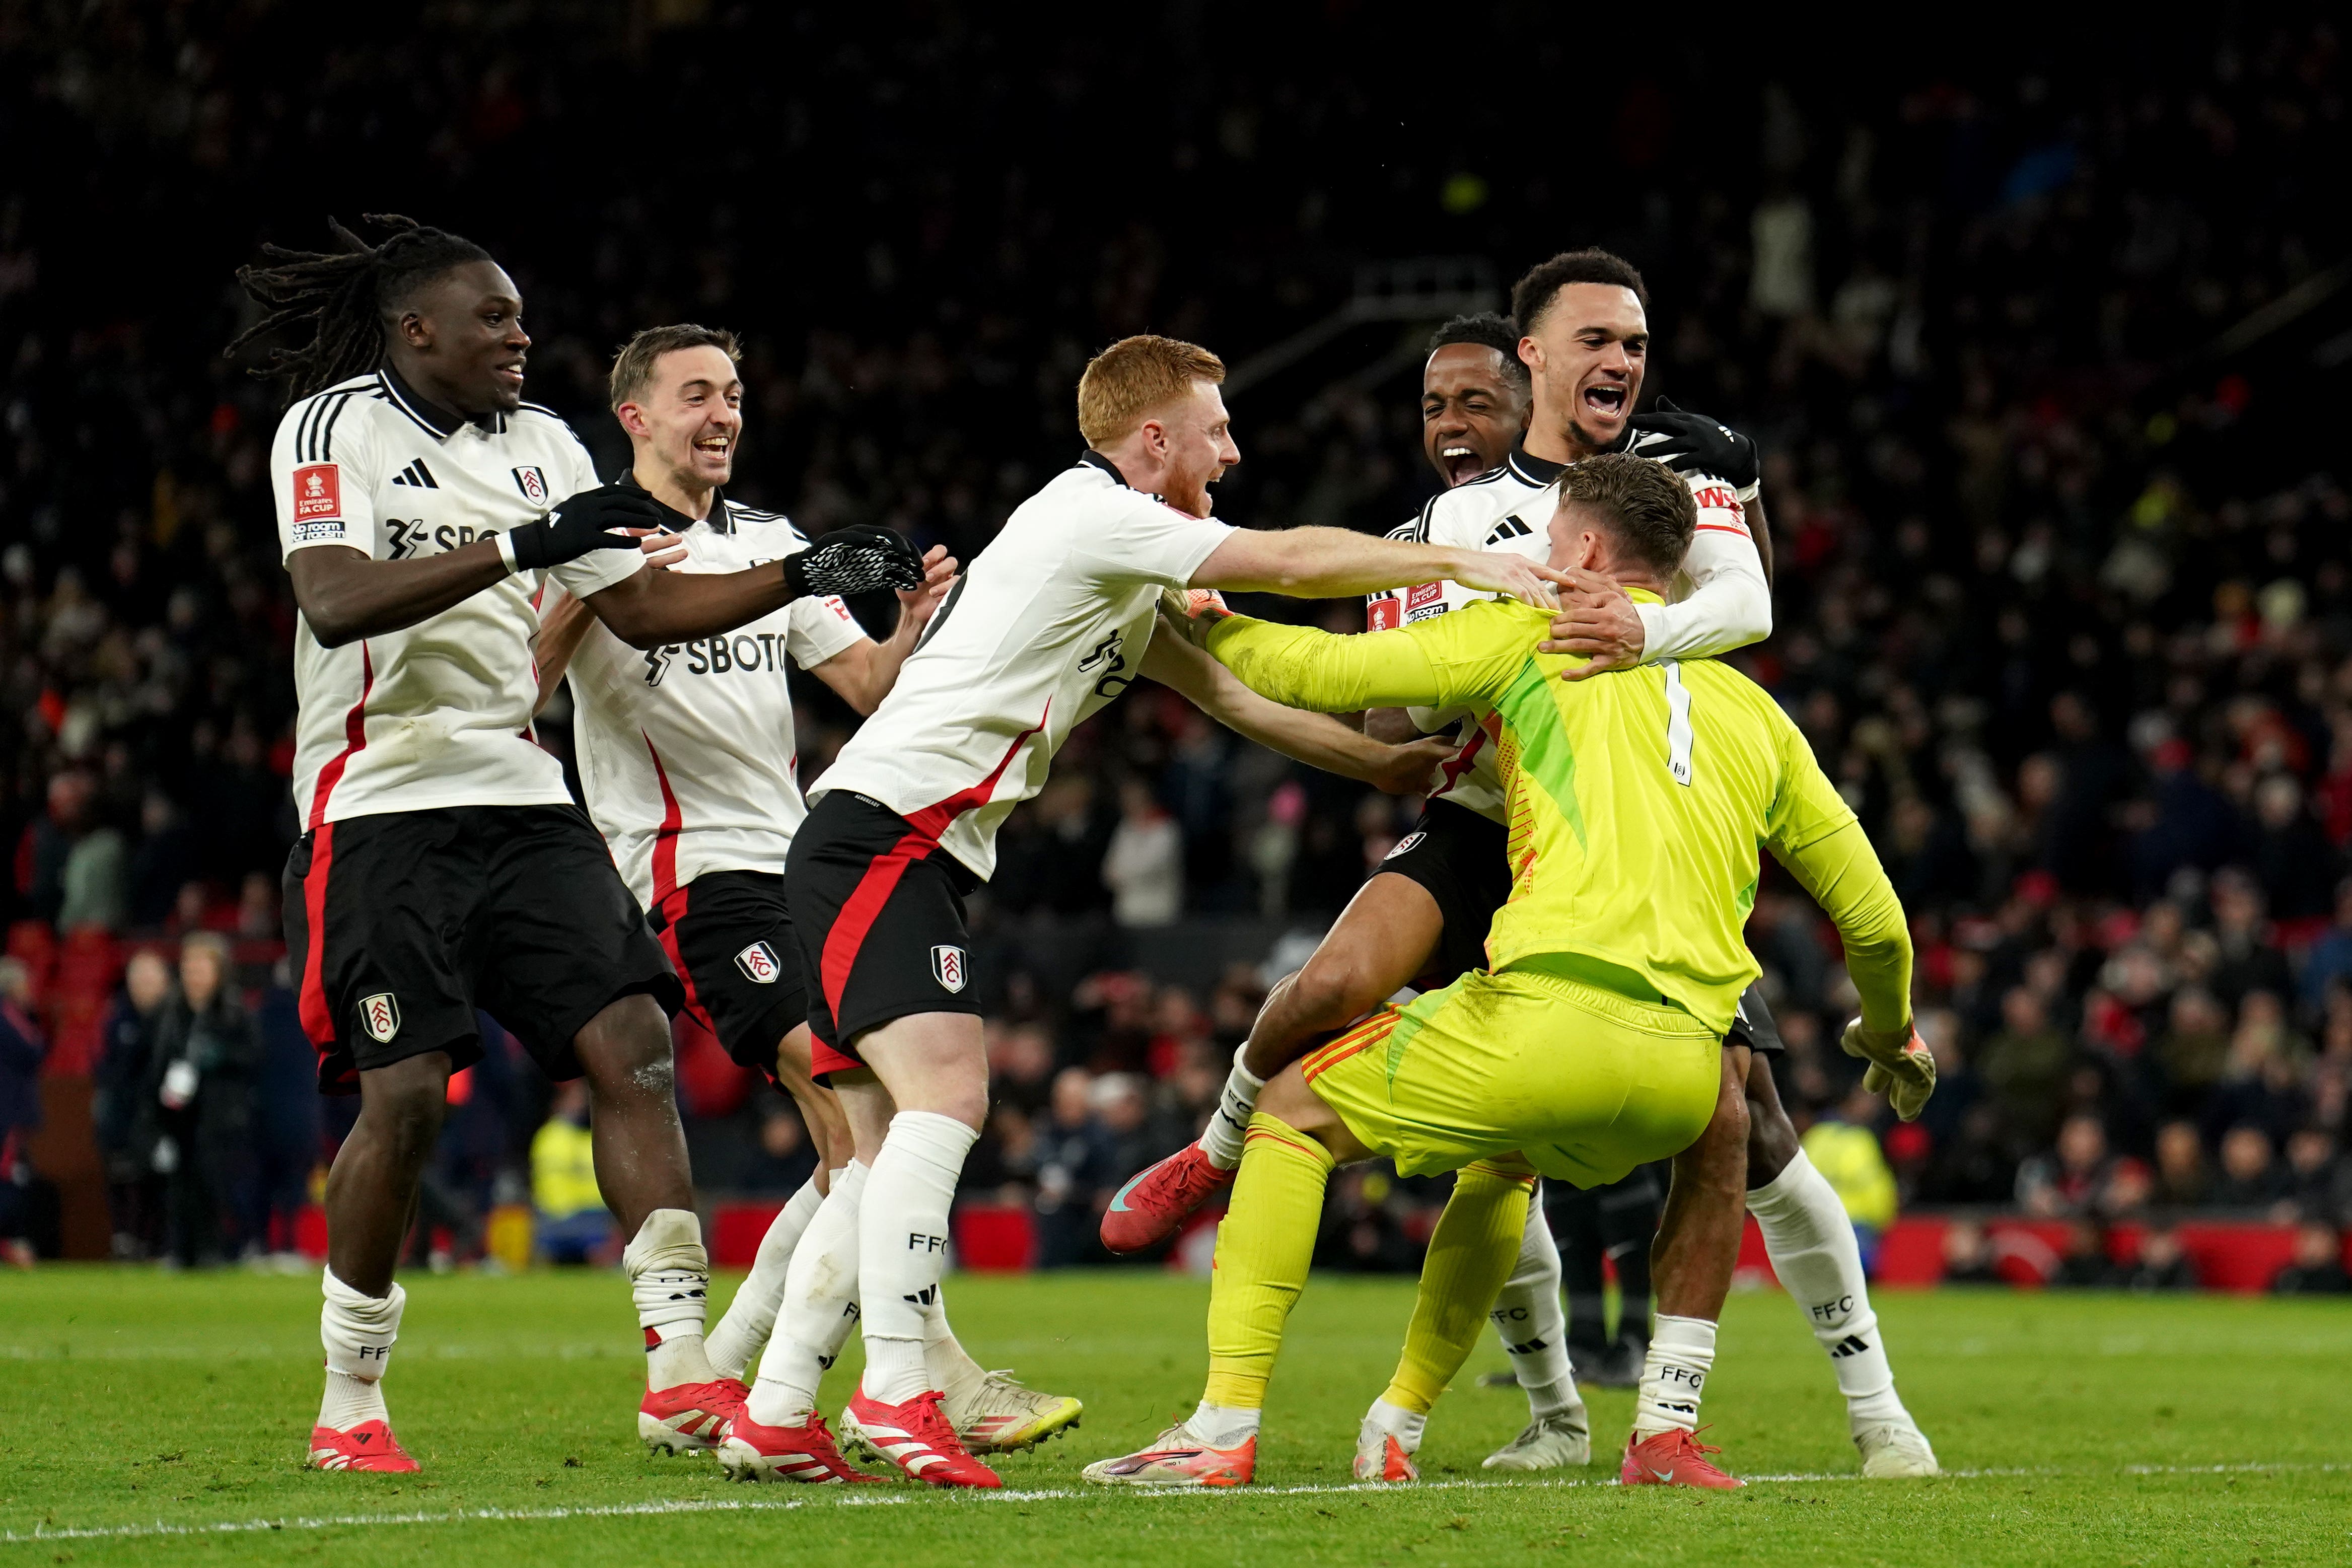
xmin=359 ymin=992 xmax=401 ymax=1044
xmin=735 ymin=942 xmax=782 ymax=984
xmin=931 ymin=945 xmax=968 ymax=994
xmin=511 ymin=465 xmax=550 ymax=505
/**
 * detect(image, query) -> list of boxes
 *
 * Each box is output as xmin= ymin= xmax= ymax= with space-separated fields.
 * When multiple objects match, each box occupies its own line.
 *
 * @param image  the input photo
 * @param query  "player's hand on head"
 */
xmin=1539 ymin=569 xmax=1647 ymax=680
xmin=784 ymin=524 xmax=925 ymax=599
xmin=1372 ymin=735 xmax=1455 ymax=796
xmin=625 ymin=527 xmax=689 ymax=571
xmin=1628 ymin=398 xmax=1760 ymax=492
xmin=505 ymin=483 xmax=665 ymax=572
xmin=1451 ymin=550 xmax=1559 ymax=611
xmin=1839 ymin=1017 xmax=1938 ymax=1122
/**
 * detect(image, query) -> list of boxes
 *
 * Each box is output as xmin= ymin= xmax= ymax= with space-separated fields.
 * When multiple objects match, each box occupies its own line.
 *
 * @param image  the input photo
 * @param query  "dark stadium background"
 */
xmin=3 ymin=4 xmax=2348 ymax=1292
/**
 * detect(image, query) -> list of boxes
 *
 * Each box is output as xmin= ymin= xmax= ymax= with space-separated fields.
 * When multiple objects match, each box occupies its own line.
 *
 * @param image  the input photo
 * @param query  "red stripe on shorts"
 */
xmin=816 ymin=704 xmax=1050 ymax=1035
xmin=298 ymin=821 xmax=339 ymax=1050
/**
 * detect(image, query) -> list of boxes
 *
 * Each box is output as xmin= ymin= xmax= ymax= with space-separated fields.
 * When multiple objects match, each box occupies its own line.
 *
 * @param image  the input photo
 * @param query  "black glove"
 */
xmin=505 ymin=484 xmax=663 ymax=572
xmin=783 ymin=525 xmax=925 ymax=599
xmin=1628 ymin=398 xmax=1760 ymax=490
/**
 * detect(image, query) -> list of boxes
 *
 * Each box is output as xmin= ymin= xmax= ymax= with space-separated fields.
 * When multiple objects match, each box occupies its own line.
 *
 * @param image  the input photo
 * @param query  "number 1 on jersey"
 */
xmin=1662 ymin=660 xmax=1694 ymax=787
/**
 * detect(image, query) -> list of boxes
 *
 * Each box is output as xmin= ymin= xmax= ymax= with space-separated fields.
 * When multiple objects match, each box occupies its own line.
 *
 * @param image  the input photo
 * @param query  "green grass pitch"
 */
xmin=3 ymin=1267 xmax=2345 ymax=1566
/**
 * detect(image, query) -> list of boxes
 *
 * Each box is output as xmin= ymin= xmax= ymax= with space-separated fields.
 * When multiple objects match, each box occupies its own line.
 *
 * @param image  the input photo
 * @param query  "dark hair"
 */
xmin=1510 ymin=249 xmax=1650 ymax=334
xmin=1427 ymin=312 xmax=1528 ymax=384
xmin=1558 ymin=453 xmax=1694 ymax=577
xmin=609 ymin=324 xmax=744 ymax=410
xmin=226 ymin=215 xmax=493 ymax=401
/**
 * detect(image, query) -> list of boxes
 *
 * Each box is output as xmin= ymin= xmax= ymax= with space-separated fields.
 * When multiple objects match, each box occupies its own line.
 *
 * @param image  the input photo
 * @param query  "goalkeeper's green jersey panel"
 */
xmin=1203 ymin=596 xmax=1899 ymax=1038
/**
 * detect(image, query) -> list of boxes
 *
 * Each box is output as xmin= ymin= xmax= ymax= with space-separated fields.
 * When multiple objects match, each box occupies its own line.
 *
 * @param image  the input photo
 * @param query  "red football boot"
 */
xmin=716 ymin=1409 xmax=889 ymax=1484
xmin=639 ymin=1377 xmax=749 ymax=1455
xmin=1100 ymin=1145 xmax=1234 ymax=1254
xmin=1618 ymin=1427 xmax=1744 ymax=1489
xmin=843 ymin=1389 xmax=1001 ymax=1488
xmin=307 ymin=1420 xmax=419 ymax=1473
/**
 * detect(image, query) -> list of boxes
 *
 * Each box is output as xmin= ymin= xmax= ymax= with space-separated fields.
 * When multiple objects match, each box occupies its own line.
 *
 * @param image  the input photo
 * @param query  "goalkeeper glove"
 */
xmin=783 ymin=525 xmax=925 ymax=599
xmin=501 ymin=484 xmax=664 ymax=573
xmin=1838 ymin=1017 xmax=1938 ymax=1123
xmin=1629 ymin=398 xmax=1761 ymax=494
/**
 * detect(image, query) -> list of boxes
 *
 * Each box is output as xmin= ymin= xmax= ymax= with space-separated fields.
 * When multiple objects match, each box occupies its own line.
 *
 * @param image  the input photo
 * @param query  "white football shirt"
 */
xmin=271 ymin=369 xmax=647 ymax=827
xmin=565 ymin=493 xmax=867 ymax=909
xmin=812 ymin=453 xmax=1234 ymax=879
xmin=1365 ymin=445 xmax=1769 ymax=822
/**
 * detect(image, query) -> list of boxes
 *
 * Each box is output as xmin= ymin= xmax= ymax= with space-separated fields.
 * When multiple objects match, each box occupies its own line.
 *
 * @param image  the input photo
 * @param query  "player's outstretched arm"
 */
xmin=586 ymin=524 xmax=924 ymax=651
xmin=804 ymin=546 xmax=957 ymax=716
xmin=531 ymin=588 xmax=594 ymax=717
xmin=1138 ymin=622 xmax=1450 ymax=794
xmin=1190 ymin=525 xmax=1558 ymax=608
xmin=288 ymin=542 xmax=516 ymax=648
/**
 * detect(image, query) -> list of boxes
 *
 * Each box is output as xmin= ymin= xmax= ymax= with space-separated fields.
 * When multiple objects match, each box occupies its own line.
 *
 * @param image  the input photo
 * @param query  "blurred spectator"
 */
xmin=2281 ymin=1128 xmax=2351 ymax=1226
xmin=2121 ymin=1226 xmax=2200 ymax=1292
xmin=2152 ymin=1120 xmax=2211 ymax=1208
xmin=532 ymin=1083 xmax=610 ymax=1264
xmin=2207 ymin=1125 xmax=2291 ymax=1210
xmin=2050 ymin=1218 xmax=2117 ymax=1289
xmin=2017 ymin=1113 xmax=2113 ymax=1218
xmin=2155 ymin=990 xmax=2233 ymax=1116
xmin=1032 ymin=1067 xmax=1118 ymax=1267
xmin=1801 ymin=1083 xmax=1897 ymax=1269
xmin=0 ymin=957 xmax=49 ymax=1266
xmin=93 ymin=949 xmax=172 ymax=1259
xmin=1102 ymin=779 xmax=1184 ymax=928
xmin=135 ymin=934 xmax=259 ymax=1267
xmin=1977 ymin=988 xmax=2072 ymax=1155
xmin=740 ymin=1105 xmax=820 ymax=1195
xmin=2269 ymin=1224 xmax=2351 ymax=1296
xmin=1938 ymin=1220 xmax=2002 ymax=1286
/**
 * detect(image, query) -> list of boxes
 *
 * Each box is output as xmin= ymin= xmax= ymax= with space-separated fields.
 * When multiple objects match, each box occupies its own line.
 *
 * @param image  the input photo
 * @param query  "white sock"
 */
xmin=317 ymin=1269 xmax=403 ymax=1430
xmin=1489 ymin=1194 xmax=1584 ymax=1421
xmin=1188 ymin=1400 xmax=1261 ymax=1449
xmin=706 ymin=1174 xmax=830 ymax=1381
xmin=624 ymin=1207 xmax=717 ymax=1390
xmin=1632 ymin=1314 xmax=1716 ymax=1437
xmin=1197 ymin=1048 xmax=1266 ymax=1170
xmin=748 ymin=1161 xmax=869 ymax=1427
xmin=1748 ymin=1151 xmax=1912 ymax=1431
xmin=1363 ymin=1396 xmax=1428 ymax=1453
xmin=922 ymin=1284 xmax=989 ymax=1408
xmin=859 ymin=1112 xmax=978 ymax=1403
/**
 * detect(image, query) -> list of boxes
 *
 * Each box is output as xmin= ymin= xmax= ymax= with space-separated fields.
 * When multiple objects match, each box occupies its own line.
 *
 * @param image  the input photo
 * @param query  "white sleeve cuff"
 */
xmin=495 ymin=530 xmax=521 ymax=574
xmin=1633 ymin=603 xmax=1668 ymax=665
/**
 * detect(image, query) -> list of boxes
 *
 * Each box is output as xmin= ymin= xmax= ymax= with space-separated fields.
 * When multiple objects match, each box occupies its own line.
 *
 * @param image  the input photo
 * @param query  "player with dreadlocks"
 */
xmin=234 ymin=216 xmax=924 ymax=1473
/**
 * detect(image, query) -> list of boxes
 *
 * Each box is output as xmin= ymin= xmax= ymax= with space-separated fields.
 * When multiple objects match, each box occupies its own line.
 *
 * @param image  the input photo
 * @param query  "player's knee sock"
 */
xmin=318 ymin=1268 xmax=403 ymax=1430
xmin=706 ymin=1172 xmax=831 ymax=1381
xmin=1492 ymin=1191 xmax=1583 ymax=1420
xmin=1378 ymin=1161 xmax=1531 ymax=1427
xmin=1748 ymin=1150 xmax=1910 ymax=1430
xmin=1196 ymin=1046 xmax=1267 ymax=1171
xmin=1199 ymin=1112 xmax=1332 ymax=1437
xmin=859 ymin=1111 xmax=977 ymax=1405
xmin=1631 ymin=1314 xmax=1716 ymax=1438
xmin=921 ymin=1284 xmax=989 ymax=1408
xmin=624 ymin=1207 xmax=717 ymax=1390
xmin=748 ymin=1161 xmax=868 ymax=1426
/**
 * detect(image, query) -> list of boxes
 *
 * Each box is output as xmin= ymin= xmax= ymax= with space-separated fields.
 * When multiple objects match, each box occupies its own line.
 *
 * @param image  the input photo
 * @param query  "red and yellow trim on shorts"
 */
xmin=1300 ymin=1008 xmax=1403 ymax=1085
xmin=1240 ymin=1118 xmax=1330 ymax=1165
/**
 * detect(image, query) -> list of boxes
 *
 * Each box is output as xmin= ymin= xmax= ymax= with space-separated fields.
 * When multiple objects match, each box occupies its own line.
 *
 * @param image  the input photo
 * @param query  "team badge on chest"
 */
xmin=359 ymin=992 xmax=401 ymax=1044
xmin=511 ymin=465 xmax=549 ymax=505
xmin=931 ymin=945 xmax=968 ymax=993
xmin=735 ymin=942 xmax=782 ymax=984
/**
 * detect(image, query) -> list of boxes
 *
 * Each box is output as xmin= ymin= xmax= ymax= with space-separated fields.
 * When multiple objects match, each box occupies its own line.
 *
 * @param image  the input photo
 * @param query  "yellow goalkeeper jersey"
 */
xmin=1203 ymin=594 xmax=1911 ymax=1038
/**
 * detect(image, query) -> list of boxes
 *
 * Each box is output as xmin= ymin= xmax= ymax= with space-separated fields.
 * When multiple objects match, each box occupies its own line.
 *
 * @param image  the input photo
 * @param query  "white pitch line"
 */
xmin=7 ymin=1460 xmax=2342 ymax=1546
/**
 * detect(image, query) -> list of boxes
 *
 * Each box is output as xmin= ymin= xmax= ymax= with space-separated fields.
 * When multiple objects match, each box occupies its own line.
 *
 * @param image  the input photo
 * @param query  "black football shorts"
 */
xmin=785 ymin=791 xmax=983 ymax=1080
xmin=1371 ymin=798 xmax=1513 ymax=989
xmin=650 ymin=869 xmax=807 ymax=1084
xmin=282 ymin=804 xmax=680 ymax=1093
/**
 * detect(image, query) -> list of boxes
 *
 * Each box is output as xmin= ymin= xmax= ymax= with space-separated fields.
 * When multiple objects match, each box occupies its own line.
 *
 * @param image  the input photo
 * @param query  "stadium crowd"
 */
xmin=1 ymin=7 xmax=2346 ymax=1289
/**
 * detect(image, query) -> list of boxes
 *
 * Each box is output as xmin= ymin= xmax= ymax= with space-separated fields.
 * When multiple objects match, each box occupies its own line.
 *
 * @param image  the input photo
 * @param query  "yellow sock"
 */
xmin=1380 ymin=1160 xmax=1534 ymax=1413
xmin=1202 ymin=1113 xmax=1335 ymax=1410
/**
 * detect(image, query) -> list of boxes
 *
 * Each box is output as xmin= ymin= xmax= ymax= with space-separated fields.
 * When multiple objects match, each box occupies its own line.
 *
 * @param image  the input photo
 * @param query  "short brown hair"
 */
xmin=1076 ymin=334 xmax=1225 ymax=447
xmin=609 ymin=323 xmax=742 ymax=410
xmin=1558 ymin=453 xmax=1695 ymax=577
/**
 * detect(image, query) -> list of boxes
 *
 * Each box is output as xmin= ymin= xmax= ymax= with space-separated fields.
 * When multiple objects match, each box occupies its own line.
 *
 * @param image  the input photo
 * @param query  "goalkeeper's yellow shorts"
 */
xmin=1299 ymin=962 xmax=1720 ymax=1187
